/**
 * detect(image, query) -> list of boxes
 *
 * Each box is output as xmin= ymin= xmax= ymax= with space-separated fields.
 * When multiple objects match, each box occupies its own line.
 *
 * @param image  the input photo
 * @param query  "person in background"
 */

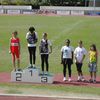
xmin=26 ymin=26 xmax=38 ymax=68
xmin=9 ymin=31 xmax=21 ymax=71
xmin=61 ymin=39 xmax=74 ymax=82
xmin=74 ymin=40 xmax=87 ymax=82
xmin=39 ymin=33 xmax=52 ymax=75
xmin=88 ymin=44 xmax=98 ymax=83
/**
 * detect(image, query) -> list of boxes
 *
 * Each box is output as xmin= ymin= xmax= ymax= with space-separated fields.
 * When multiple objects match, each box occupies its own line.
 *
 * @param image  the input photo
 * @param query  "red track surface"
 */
xmin=0 ymin=96 xmax=56 ymax=100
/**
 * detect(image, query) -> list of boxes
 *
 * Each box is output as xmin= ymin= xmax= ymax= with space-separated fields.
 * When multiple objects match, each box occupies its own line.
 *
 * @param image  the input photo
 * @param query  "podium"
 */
xmin=11 ymin=67 xmax=54 ymax=84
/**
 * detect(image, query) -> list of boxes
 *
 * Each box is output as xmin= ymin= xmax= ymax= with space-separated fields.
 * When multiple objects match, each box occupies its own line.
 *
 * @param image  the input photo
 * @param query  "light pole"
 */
xmin=93 ymin=0 xmax=96 ymax=7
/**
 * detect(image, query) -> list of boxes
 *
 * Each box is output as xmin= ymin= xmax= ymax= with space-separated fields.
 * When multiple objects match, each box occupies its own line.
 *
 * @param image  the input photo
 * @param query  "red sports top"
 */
xmin=10 ymin=38 xmax=20 ymax=53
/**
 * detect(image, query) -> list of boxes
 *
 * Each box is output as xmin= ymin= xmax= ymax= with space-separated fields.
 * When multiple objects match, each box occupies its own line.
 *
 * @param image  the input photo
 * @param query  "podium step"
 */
xmin=11 ymin=67 xmax=54 ymax=84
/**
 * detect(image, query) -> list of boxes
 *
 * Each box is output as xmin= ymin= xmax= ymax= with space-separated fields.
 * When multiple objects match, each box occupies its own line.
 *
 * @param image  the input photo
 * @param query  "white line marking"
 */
xmin=0 ymin=93 xmax=100 ymax=100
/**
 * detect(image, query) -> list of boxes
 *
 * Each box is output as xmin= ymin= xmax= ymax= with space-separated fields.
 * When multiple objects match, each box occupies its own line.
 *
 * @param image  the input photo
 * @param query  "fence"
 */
xmin=40 ymin=6 xmax=100 ymax=16
xmin=0 ymin=5 xmax=35 ymax=14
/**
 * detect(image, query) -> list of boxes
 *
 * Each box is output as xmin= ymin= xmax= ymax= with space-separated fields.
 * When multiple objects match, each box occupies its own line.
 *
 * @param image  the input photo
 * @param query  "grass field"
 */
xmin=0 ymin=15 xmax=100 ymax=96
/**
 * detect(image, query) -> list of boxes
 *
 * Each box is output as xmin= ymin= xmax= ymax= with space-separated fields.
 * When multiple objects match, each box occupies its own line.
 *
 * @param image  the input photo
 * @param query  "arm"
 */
xmin=49 ymin=45 xmax=52 ymax=54
xmin=18 ymin=40 xmax=21 ymax=54
xmin=81 ymin=55 xmax=85 ymax=63
xmin=72 ymin=51 xmax=74 ymax=64
xmin=81 ymin=48 xmax=87 ymax=63
xmin=39 ymin=45 xmax=41 ymax=54
xmin=9 ymin=39 xmax=11 ymax=54
xmin=34 ymin=32 xmax=38 ymax=43
xmin=61 ymin=52 xmax=63 ymax=64
xmin=26 ymin=33 xmax=31 ymax=44
xmin=96 ymin=51 xmax=98 ymax=64
xmin=48 ymin=40 xmax=52 ymax=54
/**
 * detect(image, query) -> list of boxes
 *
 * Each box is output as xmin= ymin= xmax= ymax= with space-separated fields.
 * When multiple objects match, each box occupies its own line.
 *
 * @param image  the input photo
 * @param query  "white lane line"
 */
xmin=0 ymin=93 xmax=100 ymax=100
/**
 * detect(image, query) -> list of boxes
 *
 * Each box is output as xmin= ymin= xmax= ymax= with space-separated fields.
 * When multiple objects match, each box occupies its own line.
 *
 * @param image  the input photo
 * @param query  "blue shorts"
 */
xmin=89 ymin=62 xmax=97 ymax=72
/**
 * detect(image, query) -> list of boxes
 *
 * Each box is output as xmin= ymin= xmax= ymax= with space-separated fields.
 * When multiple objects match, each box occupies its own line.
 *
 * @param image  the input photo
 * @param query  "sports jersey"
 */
xmin=89 ymin=51 xmax=97 ymax=63
xmin=61 ymin=46 xmax=74 ymax=59
xmin=74 ymin=46 xmax=87 ymax=63
xmin=10 ymin=38 xmax=20 ymax=53
xmin=26 ymin=32 xmax=38 ymax=47
xmin=40 ymin=39 xmax=52 ymax=54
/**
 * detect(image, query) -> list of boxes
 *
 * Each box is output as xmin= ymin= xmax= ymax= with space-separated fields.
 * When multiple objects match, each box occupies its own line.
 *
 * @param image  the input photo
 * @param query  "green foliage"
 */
xmin=0 ymin=0 xmax=87 ymax=6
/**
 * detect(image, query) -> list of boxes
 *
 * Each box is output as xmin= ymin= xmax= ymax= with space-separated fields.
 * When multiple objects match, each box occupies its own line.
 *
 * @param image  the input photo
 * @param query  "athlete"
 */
xmin=26 ymin=26 xmax=38 ymax=68
xmin=9 ymin=31 xmax=20 ymax=71
xmin=61 ymin=39 xmax=74 ymax=82
xmin=39 ymin=33 xmax=52 ymax=74
xmin=74 ymin=40 xmax=87 ymax=82
xmin=88 ymin=44 xmax=98 ymax=83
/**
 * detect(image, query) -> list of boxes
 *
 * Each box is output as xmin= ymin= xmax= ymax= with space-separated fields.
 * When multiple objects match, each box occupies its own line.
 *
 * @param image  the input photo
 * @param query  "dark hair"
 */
xmin=66 ymin=39 xmax=70 ymax=43
xmin=12 ymin=31 xmax=18 ymax=35
xmin=43 ymin=33 xmax=47 ymax=37
xmin=29 ymin=27 xmax=35 ymax=33
xmin=78 ymin=40 xmax=83 ymax=44
xmin=90 ymin=44 xmax=97 ymax=51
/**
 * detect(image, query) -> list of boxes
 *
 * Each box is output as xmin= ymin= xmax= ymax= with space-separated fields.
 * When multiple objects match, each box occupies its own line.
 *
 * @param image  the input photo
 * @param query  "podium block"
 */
xmin=11 ymin=67 xmax=54 ymax=84
xmin=39 ymin=74 xmax=54 ymax=84
xmin=22 ymin=68 xmax=40 ymax=82
xmin=11 ymin=71 xmax=23 ymax=82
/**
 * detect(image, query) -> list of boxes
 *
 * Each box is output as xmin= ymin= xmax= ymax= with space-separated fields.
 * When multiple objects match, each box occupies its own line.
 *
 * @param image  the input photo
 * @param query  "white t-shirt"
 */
xmin=40 ymin=39 xmax=52 ymax=54
xmin=61 ymin=46 xmax=74 ymax=59
xmin=74 ymin=46 xmax=87 ymax=63
xmin=26 ymin=32 xmax=38 ymax=47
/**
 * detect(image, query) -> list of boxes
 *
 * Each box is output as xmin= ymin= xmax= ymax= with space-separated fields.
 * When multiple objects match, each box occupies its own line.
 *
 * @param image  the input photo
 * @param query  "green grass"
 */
xmin=0 ymin=83 xmax=100 ymax=95
xmin=0 ymin=15 xmax=100 ymax=95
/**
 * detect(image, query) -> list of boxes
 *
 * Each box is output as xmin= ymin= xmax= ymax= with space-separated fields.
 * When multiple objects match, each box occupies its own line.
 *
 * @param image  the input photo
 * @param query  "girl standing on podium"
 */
xmin=26 ymin=27 xmax=38 ymax=68
xmin=9 ymin=31 xmax=21 ymax=71
xmin=39 ymin=33 xmax=52 ymax=74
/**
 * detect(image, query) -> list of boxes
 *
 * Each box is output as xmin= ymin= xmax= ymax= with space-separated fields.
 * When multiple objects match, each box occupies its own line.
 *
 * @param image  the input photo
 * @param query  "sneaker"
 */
xmin=45 ymin=71 xmax=48 ymax=75
xmin=40 ymin=71 xmax=44 ymax=75
xmin=63 ymin=77 xmax=67 ymax=82
xmin=93 ymin=80 xmax=96 ymax=83
xmin=68 ymin=77 xmax=72 ymax=82
xmin=17 ymin=68 xmax=22 ymax=71
xmin=28 ymin=65 xmax=33 ymax=69
xmin=89 ymin=79 xmax=93 ymax=83
xmin=77 ymin=76 xmax=81 ymax=82
xmin=81 ymin=77 xmax=85 ymax=82
xmin=33 ymin=64 xmax=36 ymax=69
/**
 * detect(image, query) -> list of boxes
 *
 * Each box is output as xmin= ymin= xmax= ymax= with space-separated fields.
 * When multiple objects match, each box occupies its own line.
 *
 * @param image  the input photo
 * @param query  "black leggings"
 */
xmin=28 ymin=47 xmax=36 ymax=65
xmin=63 ymin=59 xmax=72 ymax=77
xmin=41 ymin=54 xmax=49 ymax=72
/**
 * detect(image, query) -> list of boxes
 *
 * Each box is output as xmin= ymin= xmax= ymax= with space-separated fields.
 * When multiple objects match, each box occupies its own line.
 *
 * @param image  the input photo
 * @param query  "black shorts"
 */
xmin=76 ymin=63 xmax=83 ymax=72
xmin=63 ymin=58 xmax=73 ymax=65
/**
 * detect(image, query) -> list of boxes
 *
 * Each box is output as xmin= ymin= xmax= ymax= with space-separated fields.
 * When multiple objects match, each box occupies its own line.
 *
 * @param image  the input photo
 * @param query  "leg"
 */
xmin=28 ymin=47 xmax=32 ymax=65
xmin=76 ymin=63 xmax=82 ymax=81
xmin=90 ymin=72 xmax=93 ymax=79
xmin=79 ymin=63 xmax=83 ymax=77
xmin=76 ymin=63 xmax=80 ymax=77
xmin=67 ymin=59 xmax=72 ymax=78
xmin=63 ymin=59 xmax=67 ymax=77
xmin=94 ymin=72 xmax=96 ymax=81
xmin=41 ymin=54 xmax=45 ymax=72
xmin=12 ymin=53 xmax=16 ymax=71
xmin=32 ymin=47 xmax=36 ymax=65
xmin=45 ymin=54 xmax=49 ymax=72
xmin=16 ymin=51 xmax=20 ymax=69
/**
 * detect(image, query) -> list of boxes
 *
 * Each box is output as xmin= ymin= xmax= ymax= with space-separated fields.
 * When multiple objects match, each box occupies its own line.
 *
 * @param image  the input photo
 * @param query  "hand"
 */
xmin=49 ymin=51 xmax=52 ymax=54
xmin=71 ymin=60 xmax=73 ymax=64
xmin=61 ymin=60 xmax=63 ymax=64
xmin=9 ymin=51 xmax=11 ymax=54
